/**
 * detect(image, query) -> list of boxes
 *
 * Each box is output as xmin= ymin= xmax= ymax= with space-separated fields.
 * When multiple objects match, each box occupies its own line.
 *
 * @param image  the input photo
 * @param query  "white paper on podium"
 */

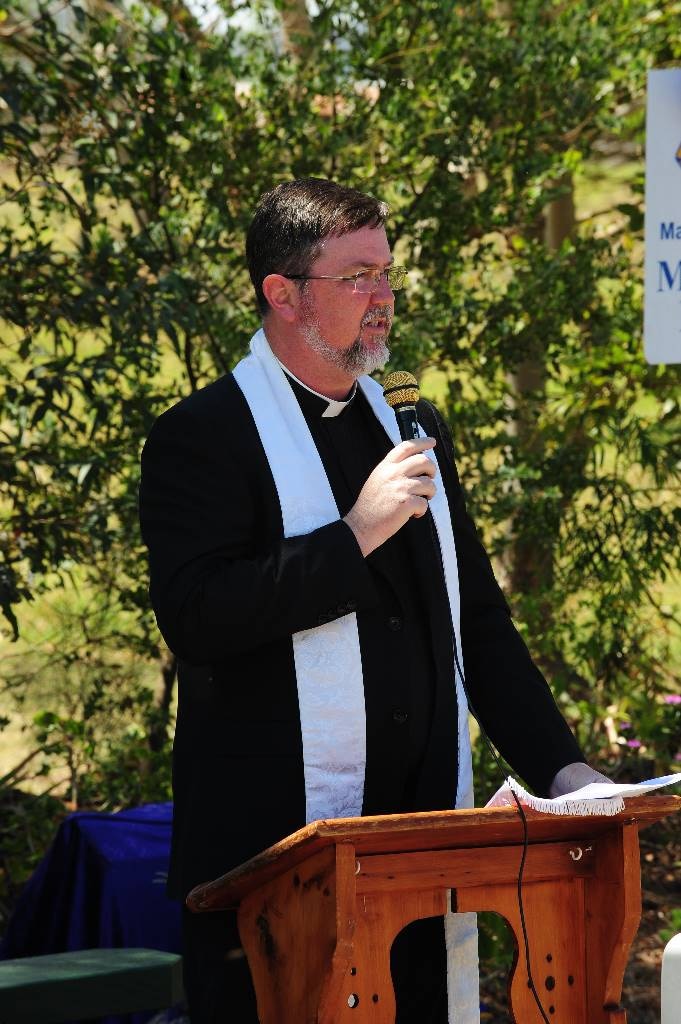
xmin=485 ymin=772 xmax=681 ymax=816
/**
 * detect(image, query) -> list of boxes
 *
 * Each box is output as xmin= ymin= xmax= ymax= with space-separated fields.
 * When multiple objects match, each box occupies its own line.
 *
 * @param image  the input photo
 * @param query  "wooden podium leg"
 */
xmin=458 ymin=877 xmax=588 ymax=1022
xmin=456 ymin=825 xmax=642 ymax=1024
xmin=238 ymin=843 xmax=449 ymax=1023
xmin=584 ymin=824 xmax=641 ymax=1024
xmin=237 ymin=845 xmax=342 ymax=1024
xmin=321 ymin=888 xmax=449 ymax=1023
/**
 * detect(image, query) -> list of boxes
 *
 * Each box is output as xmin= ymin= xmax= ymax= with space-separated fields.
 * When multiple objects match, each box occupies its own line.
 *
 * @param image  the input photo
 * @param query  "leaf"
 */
xmin=616 ymin=203 xmax=644 ymax=232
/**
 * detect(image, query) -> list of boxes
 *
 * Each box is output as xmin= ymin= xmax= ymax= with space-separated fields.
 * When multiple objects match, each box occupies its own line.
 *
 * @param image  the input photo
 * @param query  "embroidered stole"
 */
xmin=233 ymin=327 xmax=479 ymax=1023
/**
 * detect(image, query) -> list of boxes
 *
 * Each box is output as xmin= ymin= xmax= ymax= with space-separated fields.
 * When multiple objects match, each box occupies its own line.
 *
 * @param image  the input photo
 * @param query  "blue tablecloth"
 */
xmin=0 ymin=802 xmax=183 ymax=1021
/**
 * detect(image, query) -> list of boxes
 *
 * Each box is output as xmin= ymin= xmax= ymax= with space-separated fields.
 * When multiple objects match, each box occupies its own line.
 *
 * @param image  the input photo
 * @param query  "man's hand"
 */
xmin=549 ymin=761 xmax=614 ymax=798
xmin=343 ymin=438 xmax=438 ymax=557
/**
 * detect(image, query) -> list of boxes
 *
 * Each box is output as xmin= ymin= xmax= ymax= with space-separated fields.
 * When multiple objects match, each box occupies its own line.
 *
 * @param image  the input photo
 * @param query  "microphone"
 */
xmin=382 ymin=371 xmax=420 ymax=441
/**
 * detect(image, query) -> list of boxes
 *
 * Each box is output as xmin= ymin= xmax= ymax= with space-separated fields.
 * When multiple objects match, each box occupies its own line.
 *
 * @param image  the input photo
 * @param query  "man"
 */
xmin=139 ymin=178 xmax=605 ymax=1024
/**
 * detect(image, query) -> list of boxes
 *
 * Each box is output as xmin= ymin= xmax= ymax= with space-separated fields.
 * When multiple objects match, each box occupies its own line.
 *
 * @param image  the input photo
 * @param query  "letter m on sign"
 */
xmin=658 ymin=260 xmax=681 ymax=291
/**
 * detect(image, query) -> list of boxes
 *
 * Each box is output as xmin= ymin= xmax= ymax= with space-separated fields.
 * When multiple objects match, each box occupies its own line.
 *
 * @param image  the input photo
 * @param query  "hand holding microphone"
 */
xmin=343 ymin=371 xmax=437 ymax=557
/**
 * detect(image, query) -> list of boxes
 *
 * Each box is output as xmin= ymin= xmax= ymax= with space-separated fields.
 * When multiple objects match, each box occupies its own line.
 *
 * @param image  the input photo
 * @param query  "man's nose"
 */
xmin=373 ymin=271 xmax=395 ymax=301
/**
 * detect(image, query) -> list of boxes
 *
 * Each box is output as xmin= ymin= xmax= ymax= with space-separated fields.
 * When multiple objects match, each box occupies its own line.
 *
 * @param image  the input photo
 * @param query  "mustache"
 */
xmin=361 ymin=305 xmax=393 ymax=329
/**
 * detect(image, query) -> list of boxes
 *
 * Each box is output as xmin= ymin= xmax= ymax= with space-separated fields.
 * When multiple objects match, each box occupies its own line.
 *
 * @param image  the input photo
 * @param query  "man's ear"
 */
xmin=262 ymin=274 xmax=299 ymax=323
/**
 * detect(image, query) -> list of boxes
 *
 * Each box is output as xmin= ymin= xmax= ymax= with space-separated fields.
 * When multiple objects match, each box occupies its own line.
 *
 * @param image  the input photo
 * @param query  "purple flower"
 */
xmin=626 ymin=739 xmax=642 ymax=749
xmin=619 ymin=721 xmax=631 ymax=731
xmin=663 ymin=695 xmax=681 ymax=705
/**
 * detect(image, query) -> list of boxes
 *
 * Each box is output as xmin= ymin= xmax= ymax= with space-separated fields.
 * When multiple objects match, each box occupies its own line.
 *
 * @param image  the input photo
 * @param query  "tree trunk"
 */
xmin=149 ymin=648 xmax=178 ymax=753
xmin=508 ymin=175 xmax=575 ymax=596
xmin=280 ymin=0 xmax=312 ymax=57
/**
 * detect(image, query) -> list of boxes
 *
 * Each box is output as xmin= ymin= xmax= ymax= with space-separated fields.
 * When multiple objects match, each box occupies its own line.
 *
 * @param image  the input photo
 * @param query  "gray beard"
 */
xmin=300 ymin=296 xmax=391 ymax=377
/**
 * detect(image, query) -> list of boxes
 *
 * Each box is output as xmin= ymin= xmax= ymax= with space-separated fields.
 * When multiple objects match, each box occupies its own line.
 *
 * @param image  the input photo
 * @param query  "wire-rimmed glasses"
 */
xmin=286 ymin=265 xmax=407 ymax=294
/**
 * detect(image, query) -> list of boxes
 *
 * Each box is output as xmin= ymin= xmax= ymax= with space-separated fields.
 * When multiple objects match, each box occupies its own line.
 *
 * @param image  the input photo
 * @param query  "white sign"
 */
xmin=644 ymin=68 xmax=681 ymax=364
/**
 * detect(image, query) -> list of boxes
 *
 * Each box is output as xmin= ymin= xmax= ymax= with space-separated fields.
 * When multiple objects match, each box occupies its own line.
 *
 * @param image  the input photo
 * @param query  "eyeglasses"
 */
xmin=286 ymin=265 xmax=407 ymax=294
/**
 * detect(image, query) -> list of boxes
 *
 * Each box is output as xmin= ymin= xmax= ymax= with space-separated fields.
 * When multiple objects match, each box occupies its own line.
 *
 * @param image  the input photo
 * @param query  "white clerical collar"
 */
xmin=275 ymin=358 xmax=357 ymax=418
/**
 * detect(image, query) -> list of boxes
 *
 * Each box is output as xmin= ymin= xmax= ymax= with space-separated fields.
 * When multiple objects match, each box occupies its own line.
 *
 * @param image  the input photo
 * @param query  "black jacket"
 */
xmin=139 ymin=373 xmax=583 ymax=898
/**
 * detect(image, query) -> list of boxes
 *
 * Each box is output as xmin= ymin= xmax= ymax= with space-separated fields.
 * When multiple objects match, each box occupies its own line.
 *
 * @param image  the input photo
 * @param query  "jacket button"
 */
xmin=388 ymin=616 xmax=402 ymax=631
xmin=392 ymin=708 xmax=408 ymax=725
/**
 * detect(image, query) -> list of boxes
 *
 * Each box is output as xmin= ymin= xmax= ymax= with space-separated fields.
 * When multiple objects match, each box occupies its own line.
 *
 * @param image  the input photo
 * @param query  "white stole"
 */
xmin=233 ymin=327 xmax=479 ymax=1023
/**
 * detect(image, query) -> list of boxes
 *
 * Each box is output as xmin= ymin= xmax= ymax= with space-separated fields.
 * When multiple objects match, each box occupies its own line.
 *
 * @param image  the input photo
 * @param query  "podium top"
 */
xmin=187 ymin=795 xmax=680 ymax=911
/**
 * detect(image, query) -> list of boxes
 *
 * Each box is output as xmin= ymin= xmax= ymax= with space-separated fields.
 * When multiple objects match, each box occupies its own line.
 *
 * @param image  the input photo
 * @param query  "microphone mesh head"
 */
xmin=383 ymin=370 xmax=419 ymax=408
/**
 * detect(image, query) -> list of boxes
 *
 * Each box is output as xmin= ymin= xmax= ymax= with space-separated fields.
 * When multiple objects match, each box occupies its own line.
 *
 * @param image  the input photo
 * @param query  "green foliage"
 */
xmin=0 ymin=778 xmax=66 ymax=933
xmin=660 ymin=907 xmax=681 ymax=946
xmin=1 ymin=579 xmax=173 ymax=808
xmin=0 ymin=581 xmax=172 ymax=930
xmin=31 ymin=694 xmax=172 ymax=809
xmin=477 ymin=911 xmax=514 ymax=981
xmin=0 ymin=697 xmax=170 ymax=934
xmin=0 ymin=1 xmax=679 ymax=816
xmin=0 ymin=5 xmax=679 ymax=1008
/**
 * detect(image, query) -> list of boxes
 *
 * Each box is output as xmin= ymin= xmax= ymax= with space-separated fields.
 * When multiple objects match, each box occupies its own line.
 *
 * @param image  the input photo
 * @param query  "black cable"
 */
xmin=450 ymin=636 xmax=552 ymax=1024
xmin=419 ymin=493 xmax=552 ymax=1015
xmin=411 ymin=409 xmax=552 ymax=1020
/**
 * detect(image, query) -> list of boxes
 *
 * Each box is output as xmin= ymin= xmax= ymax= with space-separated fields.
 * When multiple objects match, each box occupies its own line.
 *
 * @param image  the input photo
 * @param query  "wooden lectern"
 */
xmin=187 ymin=795 xmax=680 ymax=1023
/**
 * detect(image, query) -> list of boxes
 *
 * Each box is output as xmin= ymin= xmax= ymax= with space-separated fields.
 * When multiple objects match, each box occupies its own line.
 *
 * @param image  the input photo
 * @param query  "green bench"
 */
xmin=0 ymin=948 xmax=184 ymax=1023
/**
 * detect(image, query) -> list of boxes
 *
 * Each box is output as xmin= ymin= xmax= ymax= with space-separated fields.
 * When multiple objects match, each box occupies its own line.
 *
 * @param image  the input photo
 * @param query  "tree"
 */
xmin=0 ymin=0 xmax=679 ymax=796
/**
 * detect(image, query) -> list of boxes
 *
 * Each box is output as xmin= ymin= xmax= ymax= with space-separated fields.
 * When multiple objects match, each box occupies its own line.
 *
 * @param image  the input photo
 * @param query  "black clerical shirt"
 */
xmin=285 ymin=371 xmax=446 ymax=813
xmin=141 ymin=361 xmax=586 ymax=900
